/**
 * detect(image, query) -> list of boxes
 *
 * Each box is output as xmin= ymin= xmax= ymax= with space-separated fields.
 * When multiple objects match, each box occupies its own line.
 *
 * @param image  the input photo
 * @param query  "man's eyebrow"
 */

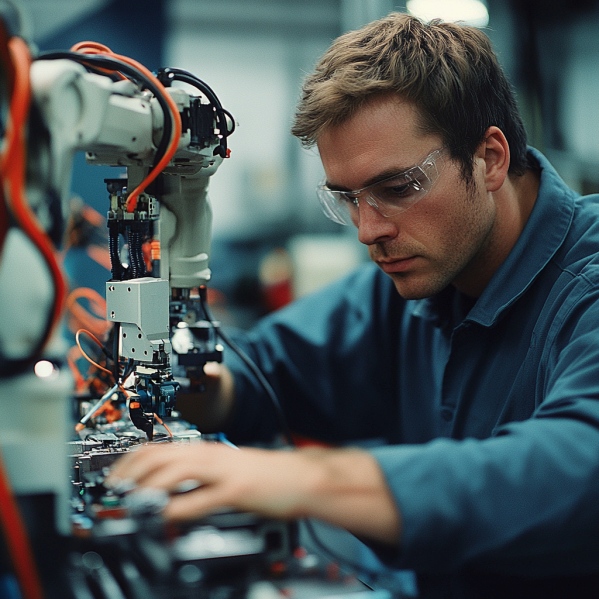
xmin=325 ymin=165 xmax=414 ymax=192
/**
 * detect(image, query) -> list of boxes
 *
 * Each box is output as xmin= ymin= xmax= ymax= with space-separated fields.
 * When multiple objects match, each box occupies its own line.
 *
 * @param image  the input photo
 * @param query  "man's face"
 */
xmin=317 ymin=96 xmax=497 ymax=299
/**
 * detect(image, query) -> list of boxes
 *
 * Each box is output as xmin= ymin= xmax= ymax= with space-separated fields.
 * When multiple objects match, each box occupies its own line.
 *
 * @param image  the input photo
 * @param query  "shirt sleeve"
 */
xmin=222 ymin=264 xmax=403 ymax=445
xmin=368 ymin=283 xmax=599 ymax=577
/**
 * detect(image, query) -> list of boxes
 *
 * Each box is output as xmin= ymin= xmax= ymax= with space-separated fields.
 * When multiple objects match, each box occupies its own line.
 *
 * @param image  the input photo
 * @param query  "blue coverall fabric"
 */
xmin=222 ymin=148 xmax=599 ymax=597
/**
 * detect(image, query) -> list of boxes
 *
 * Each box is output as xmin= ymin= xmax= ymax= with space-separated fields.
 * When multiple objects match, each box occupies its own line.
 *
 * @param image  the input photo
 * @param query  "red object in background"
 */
xmin=290 ymin=432 xmax=333 ymax=449
xmin=263 ymin=278 xmax=294 ymax=312
xmin=260 ymin=247 xmax=294 ymax=312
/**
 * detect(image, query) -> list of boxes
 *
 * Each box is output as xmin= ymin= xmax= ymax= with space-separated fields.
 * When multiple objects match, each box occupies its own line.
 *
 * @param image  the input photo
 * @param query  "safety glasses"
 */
xmin=317 ymin=148 xmax=445 ymax=226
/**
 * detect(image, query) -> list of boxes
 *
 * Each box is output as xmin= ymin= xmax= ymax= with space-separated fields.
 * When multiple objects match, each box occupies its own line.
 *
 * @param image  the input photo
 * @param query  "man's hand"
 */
xmin=175 ymin=362 xmax=236 ymax=432
xmin=106 ymin=442 xmax=401 ymax=546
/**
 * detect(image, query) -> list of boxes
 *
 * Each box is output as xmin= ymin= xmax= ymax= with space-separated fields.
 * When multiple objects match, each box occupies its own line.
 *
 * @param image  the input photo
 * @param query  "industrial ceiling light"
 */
xmin=406 ymin=0 xmax=489 ymax=27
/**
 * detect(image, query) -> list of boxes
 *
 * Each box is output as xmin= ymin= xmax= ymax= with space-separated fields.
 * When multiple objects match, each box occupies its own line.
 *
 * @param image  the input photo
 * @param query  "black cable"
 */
xmin=36 ymin=51 xmax=175 ymax=171
xmin=156 ymin=67 xmax=234 ymax=158
xmin=198 ymin=293 xmax=293 ymax=446
xmin=197 ymin=292 xmax=398 ymax=589
xmin=128 ymin=228 xmax=146 ymax=278
xmin=108 ymin=223 xmax=124 ymax=280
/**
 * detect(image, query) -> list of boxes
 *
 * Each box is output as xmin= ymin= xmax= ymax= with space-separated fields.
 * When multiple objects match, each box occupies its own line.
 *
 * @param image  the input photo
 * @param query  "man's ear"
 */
xmin=478 ymin=126 xmax=510 ymax=192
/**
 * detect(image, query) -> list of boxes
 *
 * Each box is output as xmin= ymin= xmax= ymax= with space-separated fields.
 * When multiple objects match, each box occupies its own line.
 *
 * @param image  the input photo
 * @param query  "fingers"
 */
xmin=107 ymin=443 xmax=182 ymax=488
xmin=163 ymin=485 xmax=234 ymax=522
xmin=105 ymin=442 xmax=305 ymax=524
xmin=105 ymin=442 xmax=241 ymax=521
xmin=202 ymin=361 xmax=222 ymax=376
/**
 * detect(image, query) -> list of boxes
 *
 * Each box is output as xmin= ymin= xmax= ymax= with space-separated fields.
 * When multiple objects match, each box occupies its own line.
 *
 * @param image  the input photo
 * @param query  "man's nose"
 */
xmin=356 ymin=198 xmax=398 ymax=245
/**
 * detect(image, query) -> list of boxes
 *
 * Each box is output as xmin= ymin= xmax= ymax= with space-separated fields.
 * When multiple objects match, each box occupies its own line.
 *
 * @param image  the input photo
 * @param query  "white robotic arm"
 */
xmin=0 ymin=30 xmax=247 ymax=599
xmin=0 ymin=41 xmax=233 ymax=538
xmin=28 ymin=50 xmax=233 ymax=436
xmin=1 ymin=36 xmax=302 ymax=599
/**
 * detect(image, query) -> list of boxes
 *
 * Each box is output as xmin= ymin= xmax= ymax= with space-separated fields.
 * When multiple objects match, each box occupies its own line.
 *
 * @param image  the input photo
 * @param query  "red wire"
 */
xmin=0 ymin=35 xmax=64 ymax=599
xmin=0 ymin=450 xmax=44 ymax=599
xmin=1 ymin=36 xmax=67 ymax=351
xmin=0 ymin=42 xmax=178 ymax=599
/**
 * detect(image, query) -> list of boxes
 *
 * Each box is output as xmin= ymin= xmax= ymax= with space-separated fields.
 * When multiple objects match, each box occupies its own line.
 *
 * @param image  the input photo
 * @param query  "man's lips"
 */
xmin=376 ymin=256 xmax=418 ymax=273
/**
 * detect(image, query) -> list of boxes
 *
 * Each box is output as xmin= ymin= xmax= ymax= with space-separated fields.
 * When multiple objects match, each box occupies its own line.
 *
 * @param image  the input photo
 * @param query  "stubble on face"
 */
xmin=370 ymin=176 xmax=497 ymax=300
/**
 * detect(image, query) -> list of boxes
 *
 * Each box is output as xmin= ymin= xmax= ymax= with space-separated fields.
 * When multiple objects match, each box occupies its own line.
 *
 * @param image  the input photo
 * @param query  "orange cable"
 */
xmin=0 ymin=38 xmax=53 ymax=599
xmin=2 ymin=37 xmax=67 ymax=351
xmin=66 ymin=287 xmax=106 ymax=316
xmin=70 ymin=41 xmax=182 ymax=213
xmin=75 ymin=329 xmax=131 ymax=397
xmin=153 ymin=413 xmax=173 ymax=437
xmin=68 ymin=41 xmax=127 ymax=80
xmin=65 ymin=287 xmax=110 ymax=337
xmin=75 ymin=329 xmax=112 ymax=377
xmin=66 ymin=345 xmax=87 ymax=392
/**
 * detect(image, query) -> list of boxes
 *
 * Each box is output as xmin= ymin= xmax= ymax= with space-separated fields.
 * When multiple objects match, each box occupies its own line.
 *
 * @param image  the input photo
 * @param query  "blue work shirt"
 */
xmin=223 ymin=148 xmax=599 ymax=596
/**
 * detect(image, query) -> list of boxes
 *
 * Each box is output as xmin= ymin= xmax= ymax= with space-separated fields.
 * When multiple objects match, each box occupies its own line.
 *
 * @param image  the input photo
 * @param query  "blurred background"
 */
xmin=21 ymin=0 xmax=599 ymax=327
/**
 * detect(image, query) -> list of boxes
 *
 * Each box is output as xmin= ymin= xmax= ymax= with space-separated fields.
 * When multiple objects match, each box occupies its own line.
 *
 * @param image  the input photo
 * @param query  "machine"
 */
xmin=0 ymin=7 xmax=393 ymax=598
xmin=34 ymin=50 xmax=234 ymax=438
xmin=0 ymin=10 xmax=292 ymax=598
xmin=1 ymin=31 xmax=231 ymax=485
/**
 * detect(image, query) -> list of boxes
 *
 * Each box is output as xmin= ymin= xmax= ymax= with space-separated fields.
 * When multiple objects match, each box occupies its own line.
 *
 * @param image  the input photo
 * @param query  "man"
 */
xmin=108 ymin=13 xmax=599 ymax=597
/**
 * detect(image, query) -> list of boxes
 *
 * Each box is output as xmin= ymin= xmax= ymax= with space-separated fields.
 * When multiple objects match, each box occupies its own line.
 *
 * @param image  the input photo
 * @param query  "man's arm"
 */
xmin=106 ymin=442 xmax=402 ymax=546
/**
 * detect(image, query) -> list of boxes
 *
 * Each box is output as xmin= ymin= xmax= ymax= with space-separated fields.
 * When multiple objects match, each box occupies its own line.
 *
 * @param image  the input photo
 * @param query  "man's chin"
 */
xmin=388 ymin=272 xmax=445 ymax=300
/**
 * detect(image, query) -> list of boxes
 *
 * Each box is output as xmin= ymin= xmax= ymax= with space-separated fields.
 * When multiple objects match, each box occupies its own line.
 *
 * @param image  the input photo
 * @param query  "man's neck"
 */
xmin=453 ymin=168 xmax=541 ymax=298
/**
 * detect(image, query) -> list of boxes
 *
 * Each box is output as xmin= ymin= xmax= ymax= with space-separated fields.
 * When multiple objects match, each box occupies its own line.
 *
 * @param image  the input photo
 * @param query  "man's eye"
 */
xmin=340 ymin=192 xmax=359 ymax=205
xmin=377 ymin=180 xmax=421 ymax=202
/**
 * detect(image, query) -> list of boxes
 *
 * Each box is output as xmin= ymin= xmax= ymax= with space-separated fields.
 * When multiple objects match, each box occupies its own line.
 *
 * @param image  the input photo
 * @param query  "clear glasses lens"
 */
xmin=317 ymin=148 xmax=443 ymax=226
